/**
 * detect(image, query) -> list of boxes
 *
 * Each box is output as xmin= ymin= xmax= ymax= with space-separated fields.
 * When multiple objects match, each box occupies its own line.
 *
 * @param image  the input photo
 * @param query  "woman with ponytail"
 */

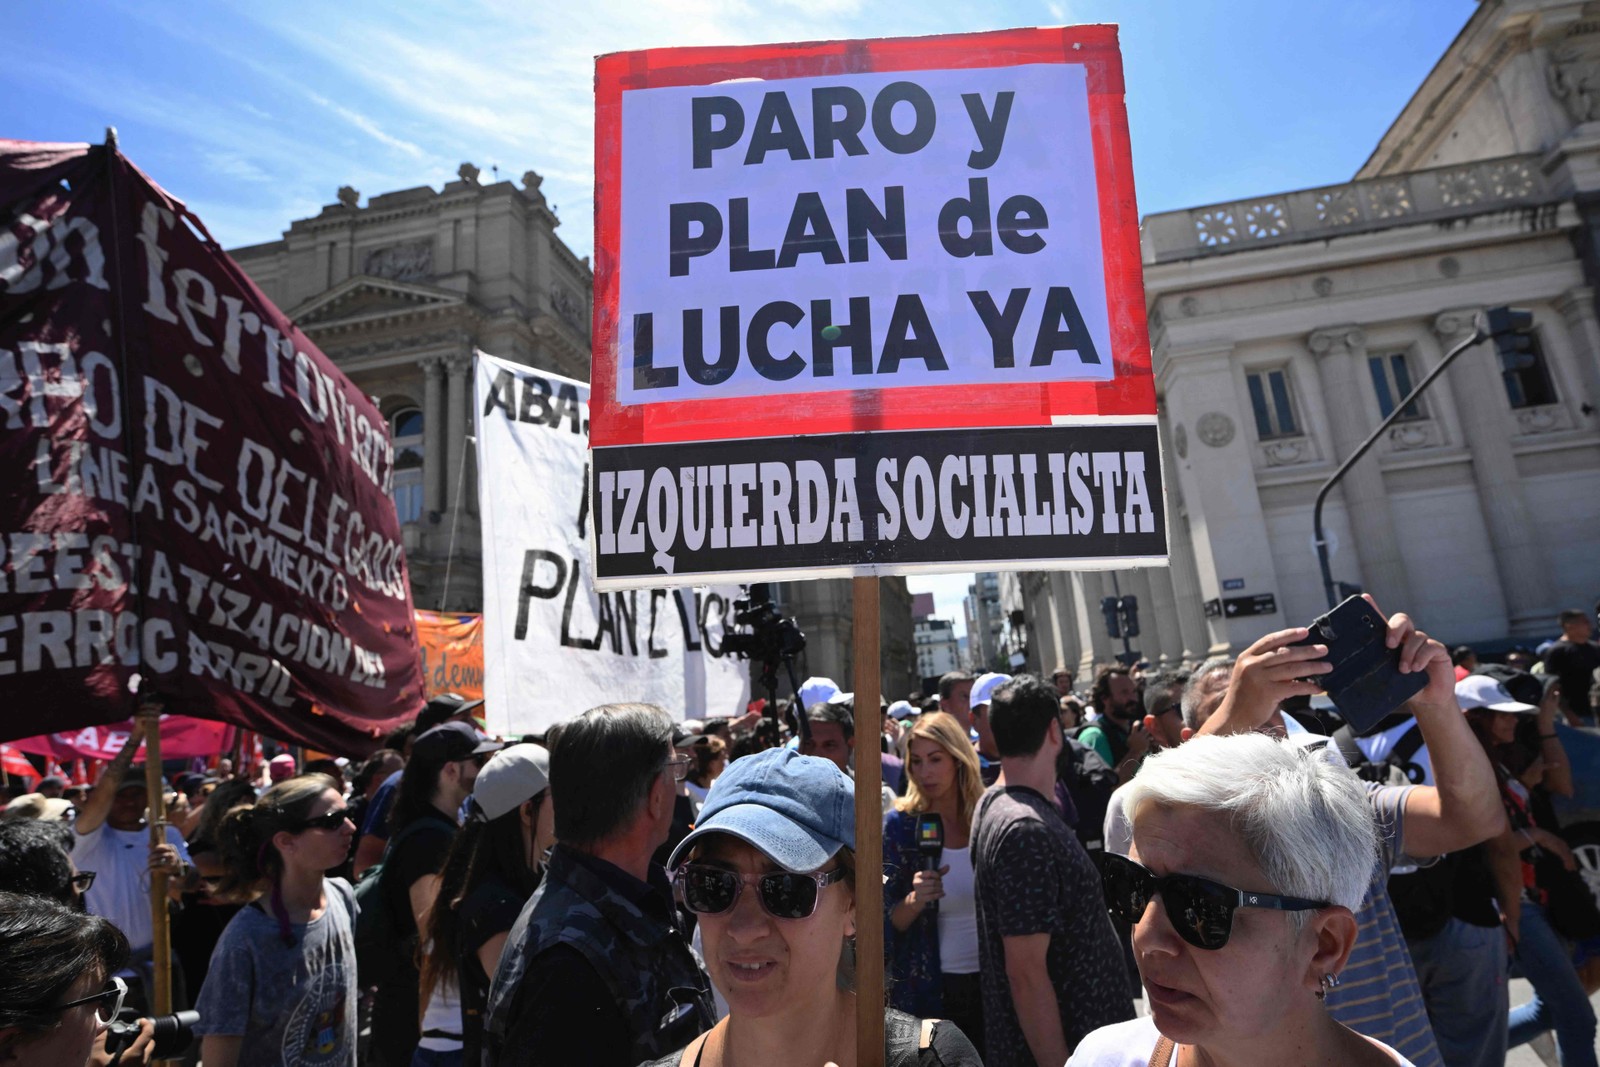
xmin=192 ymin=773 xmax=358 ymax=1067
xmin=416 ymin=744 xmax=553 ymax=1067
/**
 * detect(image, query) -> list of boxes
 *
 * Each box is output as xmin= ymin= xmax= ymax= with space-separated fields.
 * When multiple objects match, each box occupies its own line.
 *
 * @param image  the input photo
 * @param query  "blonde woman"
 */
xmin=883 ymin=711 xmax=987 ymax=1059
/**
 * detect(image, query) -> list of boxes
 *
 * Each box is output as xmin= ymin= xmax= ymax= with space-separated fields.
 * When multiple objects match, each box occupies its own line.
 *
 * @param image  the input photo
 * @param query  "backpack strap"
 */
xmin=1332 ymin=725 xmax=1367 ymax=773
xmin=1391 ymin=721 xmax=1425 ymax=762
xmin=1148 ymin=1035 xmax=1176 ymax=1067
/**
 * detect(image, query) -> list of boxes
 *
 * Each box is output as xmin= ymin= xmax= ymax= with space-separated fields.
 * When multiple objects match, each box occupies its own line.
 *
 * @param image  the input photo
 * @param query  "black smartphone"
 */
xmin=1289 ymin=596 xmax=1426 ymax=735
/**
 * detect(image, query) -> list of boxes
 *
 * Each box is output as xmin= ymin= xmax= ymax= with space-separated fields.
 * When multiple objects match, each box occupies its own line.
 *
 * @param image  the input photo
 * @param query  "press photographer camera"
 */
xmin=102 ymin=1010 xmax=199 ymax=1065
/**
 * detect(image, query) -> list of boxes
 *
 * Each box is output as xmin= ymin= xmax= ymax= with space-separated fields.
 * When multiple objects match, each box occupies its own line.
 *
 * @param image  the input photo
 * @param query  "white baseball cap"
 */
xmin=971 ymin=672 xmax=1012 ymax=708
xmin=1456 ymin=675 xmax=1538 ymax=715
xmin=471 ymin=743 xmax=551 ymax=820
xmin=799 ymin=677 xmax=841 ymax=709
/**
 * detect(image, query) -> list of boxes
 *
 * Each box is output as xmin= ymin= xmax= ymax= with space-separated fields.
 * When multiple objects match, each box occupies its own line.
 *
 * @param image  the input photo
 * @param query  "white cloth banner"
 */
xmin=474 ymin=350 xmax=750 ymax=733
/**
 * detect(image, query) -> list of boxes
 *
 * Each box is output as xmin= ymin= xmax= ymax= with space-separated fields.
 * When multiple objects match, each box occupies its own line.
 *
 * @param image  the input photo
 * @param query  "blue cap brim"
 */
xmin=667 ymin=801 xmax=846 ymax=873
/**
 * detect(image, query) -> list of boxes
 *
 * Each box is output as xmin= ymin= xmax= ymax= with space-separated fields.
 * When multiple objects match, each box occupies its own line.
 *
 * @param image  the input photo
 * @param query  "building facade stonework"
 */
xmin=229 ymin=166 xmax=591 ymax=613
xmin=230 ymin=169 xmax=916 ymax=690
xmin=1016 ymin=0 xmax=1600 ymax=674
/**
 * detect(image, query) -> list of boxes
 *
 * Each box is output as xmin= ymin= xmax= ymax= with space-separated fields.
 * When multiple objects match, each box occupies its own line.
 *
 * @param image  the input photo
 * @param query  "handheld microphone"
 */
xmin=915 ymin=812 xmax=944 ymax=871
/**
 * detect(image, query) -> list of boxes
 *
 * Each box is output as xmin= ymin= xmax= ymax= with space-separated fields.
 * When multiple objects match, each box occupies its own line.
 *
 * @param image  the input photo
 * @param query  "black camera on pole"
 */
xmin=721 ymin=583 xmax=810 ymax=743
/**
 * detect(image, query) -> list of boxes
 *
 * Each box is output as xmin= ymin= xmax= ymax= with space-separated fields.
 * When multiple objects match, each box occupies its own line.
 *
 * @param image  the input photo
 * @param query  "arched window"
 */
xmin=390 ymin=406 xmax=424 ymax=524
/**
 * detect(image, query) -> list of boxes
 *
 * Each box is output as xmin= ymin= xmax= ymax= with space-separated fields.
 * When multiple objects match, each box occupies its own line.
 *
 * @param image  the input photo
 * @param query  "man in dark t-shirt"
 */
xmin=1542 ymin=609 xmax=1600 ymax=724
xmin=972 ymin=675 xmax=1134 ymax=1067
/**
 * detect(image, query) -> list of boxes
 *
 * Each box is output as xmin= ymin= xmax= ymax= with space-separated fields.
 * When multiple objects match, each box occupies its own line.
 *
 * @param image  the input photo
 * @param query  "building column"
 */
xmin=1070 ymin=571 xmax=1112 ymax=677
xmin=1160 ymin=345 xmax=1283 ymax=654
xmin=446 ymin=354 xmax=471 ymax=514
xmin=1143 ymin=565 xmax=1182 ymax=667
xmin=1307 ymin=326 xmax=1413 ymax=609
xmin=420 ymin=357 xmax=445 ymax=514
xmin=1030 ymin=576 xmax=1061 ymax=678
xmin=1156 ymin=414 xmax=1209 ymax=661
xmin=1554 ymin=287 xmax=1600 ymax=423
xmin=1048 ymin=572 xmax=1079 ymax=676
xmin=1432 ymin=309 xmax=1554 ymax=635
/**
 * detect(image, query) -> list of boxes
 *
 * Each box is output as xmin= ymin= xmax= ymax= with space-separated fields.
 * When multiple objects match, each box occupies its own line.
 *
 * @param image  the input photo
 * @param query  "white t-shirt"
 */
xmin=74 ymin=821 xmax=190 ymax=951
xmin=934 ymin=845 xmax=979 ymax=974
xmin=417 ymin=973 xmax=463 ymax=1051
xmin=1068 ymin=1015 xmax=1417 ymax=1066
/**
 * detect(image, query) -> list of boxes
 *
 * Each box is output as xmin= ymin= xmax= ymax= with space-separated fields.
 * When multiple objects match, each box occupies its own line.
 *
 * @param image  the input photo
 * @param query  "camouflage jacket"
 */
xmin=483 ymin=844 xmax=713 ymax=1066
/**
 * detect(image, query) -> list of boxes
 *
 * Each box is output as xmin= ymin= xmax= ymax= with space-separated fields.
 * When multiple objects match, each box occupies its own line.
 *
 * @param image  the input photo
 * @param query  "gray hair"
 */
xmin=1180 ymin=656 xmax=1233 ymax=732
xmin=1120 ymin=733 xmax=1378 ymax=923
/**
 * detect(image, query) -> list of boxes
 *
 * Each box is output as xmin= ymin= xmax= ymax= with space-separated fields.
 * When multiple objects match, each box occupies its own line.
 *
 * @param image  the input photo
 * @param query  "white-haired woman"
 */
xmin=1069 ymin=733 xmax=1414 ymax=1066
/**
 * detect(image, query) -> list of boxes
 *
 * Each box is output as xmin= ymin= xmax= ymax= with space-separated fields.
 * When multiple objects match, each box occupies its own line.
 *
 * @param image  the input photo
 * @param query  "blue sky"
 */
xmin=5 ymin=0 xmax=1475 ymax=631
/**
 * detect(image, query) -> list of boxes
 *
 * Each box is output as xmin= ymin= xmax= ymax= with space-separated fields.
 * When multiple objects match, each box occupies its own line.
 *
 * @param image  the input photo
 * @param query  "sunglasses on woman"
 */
xmin=1096 ymin=851 xmax=1329 ymax=950
xmin=674 ymin=863 xmax=846 ymax=920
xmin=56 ymin=976 xmax=127 ymax=1028
xmin=71 ymin=871 xmax=96 ymax=893
xmin=290 ymin=807 xmax=351 ymax=833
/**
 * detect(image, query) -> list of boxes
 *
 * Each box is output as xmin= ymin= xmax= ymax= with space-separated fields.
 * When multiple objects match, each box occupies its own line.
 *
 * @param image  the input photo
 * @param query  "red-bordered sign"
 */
xmin=591 ymin=25 xmax=1152 ymax=448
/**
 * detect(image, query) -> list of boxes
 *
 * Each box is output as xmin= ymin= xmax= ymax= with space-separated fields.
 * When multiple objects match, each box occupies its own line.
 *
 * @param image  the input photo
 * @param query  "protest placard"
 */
xmin=474 ymin=350 xmax=750 ymax=732
xmin=590 ymin=27 xmax=1164 ymax=589
xmin=0 ymin=140 xmax=425 ymax=754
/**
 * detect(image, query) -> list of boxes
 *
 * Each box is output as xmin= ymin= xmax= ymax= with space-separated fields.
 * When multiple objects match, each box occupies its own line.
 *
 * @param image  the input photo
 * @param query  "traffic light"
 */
xmin=1119 ymin=595 xmax=1140 ymax=638
xmin=1099 ymin=595 xmax=1121 ymax=639
xmin=1485 ymin=306 xmax=1536 ymax=373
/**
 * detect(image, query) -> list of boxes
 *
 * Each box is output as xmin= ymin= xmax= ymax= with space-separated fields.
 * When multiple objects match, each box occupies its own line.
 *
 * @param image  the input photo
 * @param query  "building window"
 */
xmin=390 ymin=406 xmax=424 ymax=524
xmin=1245 ymin=368 xmax=1299 ymax=439
xmin=1367 ymin=352 xmax=1425 ymax=421
xmin=1502 ymin=332 xmax=1559 ymax=409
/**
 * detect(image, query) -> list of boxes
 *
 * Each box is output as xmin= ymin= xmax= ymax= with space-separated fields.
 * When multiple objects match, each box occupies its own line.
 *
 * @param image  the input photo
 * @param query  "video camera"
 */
xmin=105 ymin=1009 xmax=199 ymax=1063
xmin=720 ymin=583 xmax=809 ymax=741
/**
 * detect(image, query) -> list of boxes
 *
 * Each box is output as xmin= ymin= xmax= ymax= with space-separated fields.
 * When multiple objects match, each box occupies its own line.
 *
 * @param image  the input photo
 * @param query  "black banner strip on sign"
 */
xmin=590 ymin=424 xmax=1166 ymax=586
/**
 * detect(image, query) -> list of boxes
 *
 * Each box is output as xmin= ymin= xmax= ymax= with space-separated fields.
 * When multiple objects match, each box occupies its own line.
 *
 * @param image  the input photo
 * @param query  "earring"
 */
xmin=1316 ymin=973 xmax=1341 ymax=1001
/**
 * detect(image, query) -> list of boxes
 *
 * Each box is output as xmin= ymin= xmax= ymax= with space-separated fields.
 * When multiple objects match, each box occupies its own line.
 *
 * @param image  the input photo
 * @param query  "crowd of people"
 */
xmin=0 ymin=598 xmax=1598 ymax=1067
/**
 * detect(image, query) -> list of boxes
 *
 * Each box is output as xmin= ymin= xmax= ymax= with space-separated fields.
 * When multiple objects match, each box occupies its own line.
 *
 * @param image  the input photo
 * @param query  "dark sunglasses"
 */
xmin=291 ymin=807 xmax=352 ymax=833
xmin=1096 ymin=851 xmax=1328 ymax=950
xmin=674 ymin=863 xmax=846 ymax=920
xmin=71 ymin=871 xmax=96 ymax=893
xmin=56 ymin=976 xmax=126 ymax=1026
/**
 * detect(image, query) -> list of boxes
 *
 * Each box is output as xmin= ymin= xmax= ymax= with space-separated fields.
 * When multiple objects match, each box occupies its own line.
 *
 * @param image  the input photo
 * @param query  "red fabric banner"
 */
xmin=0 ymin=140 xmax=425 ymax=755
xmin=0 ymin=744 xmax=39 ymax=783
xmin=9 ymin=718 xmax=232 ymax=763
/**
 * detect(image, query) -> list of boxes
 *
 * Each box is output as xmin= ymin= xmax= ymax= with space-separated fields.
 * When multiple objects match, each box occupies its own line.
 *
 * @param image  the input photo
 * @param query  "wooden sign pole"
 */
xmin=852 ymin=576 xmax=884 ymax=1067
xmin=138 ymin=707 xmax=173 ymax=1019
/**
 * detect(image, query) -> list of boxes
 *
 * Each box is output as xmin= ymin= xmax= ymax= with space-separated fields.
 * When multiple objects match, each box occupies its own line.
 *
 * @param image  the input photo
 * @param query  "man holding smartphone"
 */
xmin=1185 ymin=599 xmax=1505 ymax=1067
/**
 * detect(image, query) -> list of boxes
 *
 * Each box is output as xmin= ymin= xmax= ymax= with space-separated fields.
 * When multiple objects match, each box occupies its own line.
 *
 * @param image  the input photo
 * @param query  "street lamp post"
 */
xmin=1312 ymin=307 xmax=1529 ymax=608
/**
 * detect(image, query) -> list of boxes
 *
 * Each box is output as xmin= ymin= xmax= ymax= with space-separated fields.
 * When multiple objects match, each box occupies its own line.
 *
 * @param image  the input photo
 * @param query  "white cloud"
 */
xmin=217 ymin=0 xmax=975 ymax=257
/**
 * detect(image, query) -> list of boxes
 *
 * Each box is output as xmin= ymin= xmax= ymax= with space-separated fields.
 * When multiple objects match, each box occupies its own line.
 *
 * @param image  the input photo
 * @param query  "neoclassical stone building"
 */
xmin=228 ymin=167 xmax=916 ymax=694
xmin=230 ymin=164 xmax=592 ymax=611
xmin=1016 ymin=0 xmax=1600 ymax=675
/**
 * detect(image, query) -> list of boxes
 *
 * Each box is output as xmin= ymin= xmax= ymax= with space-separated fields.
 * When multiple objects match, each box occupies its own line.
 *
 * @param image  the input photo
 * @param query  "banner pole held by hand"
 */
xmin=138 ymin=704 xmax=173 ymax=1020
xmin=852 ymin=576 xmax=884 ymax=1067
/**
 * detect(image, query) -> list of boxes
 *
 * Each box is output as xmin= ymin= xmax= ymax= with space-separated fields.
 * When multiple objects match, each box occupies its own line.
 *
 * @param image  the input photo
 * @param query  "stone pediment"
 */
xmin=288 ymin=276 xmax=467 ymax=328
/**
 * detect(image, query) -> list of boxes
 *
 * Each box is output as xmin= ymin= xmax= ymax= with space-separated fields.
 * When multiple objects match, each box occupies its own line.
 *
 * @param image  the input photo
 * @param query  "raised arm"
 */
xmin=74 ymin=719 xmax=146 ymax=835
xmin=1379 ymin=606 xmax=1506 ymax=858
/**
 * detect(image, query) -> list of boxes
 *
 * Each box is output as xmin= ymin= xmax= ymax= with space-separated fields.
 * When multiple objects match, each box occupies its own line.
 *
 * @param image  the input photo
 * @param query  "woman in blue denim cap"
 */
xmin=639 ymin=747 xmax=980 ymax=1067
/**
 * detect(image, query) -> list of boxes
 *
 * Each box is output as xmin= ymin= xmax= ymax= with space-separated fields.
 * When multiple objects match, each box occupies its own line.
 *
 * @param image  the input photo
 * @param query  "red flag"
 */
xmin=0 ymin=745 xmax=39 ymax=783
xmin=0 ymin=139 xmax=425 ymax=754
